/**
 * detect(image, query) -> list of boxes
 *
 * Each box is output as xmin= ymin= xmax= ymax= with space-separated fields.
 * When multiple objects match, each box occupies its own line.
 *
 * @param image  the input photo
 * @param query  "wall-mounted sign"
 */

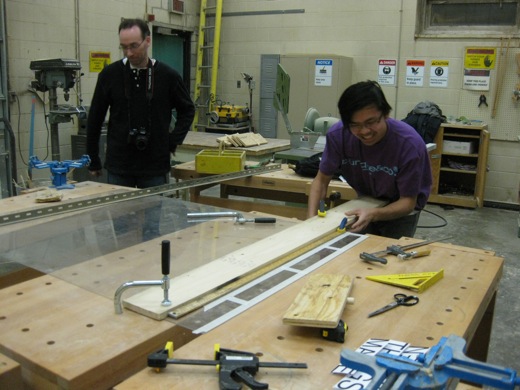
xmin=378 ymin=59 xmax=396 ymax=86
xmin=430 ymin=60 xmax=449 ymax=88
xmin=314 ymin=59 xmax=333 ymax=86
xmin=89 ymin=51 xmax=111 ymax=73
xmin=463 ymin=69 xmax=490 ymax=91
xmin=405 ymin=60 xmax=425 ymax=87
xmin=464 ymin=47 xmax=496 ymax=69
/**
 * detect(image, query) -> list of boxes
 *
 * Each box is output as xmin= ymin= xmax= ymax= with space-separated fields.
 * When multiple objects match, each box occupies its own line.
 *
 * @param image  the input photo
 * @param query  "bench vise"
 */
xmin=29 ymin=154 xmax=90 ymax=189
xmin=340 ymin=334 xmax=520 ymax=389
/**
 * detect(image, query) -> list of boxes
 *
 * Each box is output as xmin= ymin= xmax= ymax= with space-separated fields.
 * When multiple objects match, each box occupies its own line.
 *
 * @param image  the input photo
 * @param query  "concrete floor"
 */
xmin=415 ymin=204 xmax=520 ymax=371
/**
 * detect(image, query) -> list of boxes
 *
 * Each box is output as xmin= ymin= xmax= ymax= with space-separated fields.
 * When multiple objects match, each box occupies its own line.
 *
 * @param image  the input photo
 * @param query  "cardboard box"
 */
xmin=195 ymin=149 xmax=245 ymax=174
xmin=442 ymin=140 xmax=477 ymax=154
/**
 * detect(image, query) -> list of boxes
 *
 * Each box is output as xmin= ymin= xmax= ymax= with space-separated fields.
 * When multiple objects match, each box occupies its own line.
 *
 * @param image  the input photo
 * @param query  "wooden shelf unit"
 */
xmin=429 ymin=123 xmax=489 ymax=208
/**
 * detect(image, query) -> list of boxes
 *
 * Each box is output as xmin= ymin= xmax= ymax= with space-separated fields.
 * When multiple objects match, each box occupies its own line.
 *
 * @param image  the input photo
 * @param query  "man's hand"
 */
xmin=347 ymin=208 xmax=374 ymax=233
xmin=347 ymin=196 xmax=417 ymax=232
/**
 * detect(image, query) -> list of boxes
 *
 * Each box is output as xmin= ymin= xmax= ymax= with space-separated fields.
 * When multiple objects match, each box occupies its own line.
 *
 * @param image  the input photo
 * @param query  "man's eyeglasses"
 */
xmin=349 ymin=113 xmax=384 ymax=132
xmin=119 ymin=39 xmax=145 ymax=52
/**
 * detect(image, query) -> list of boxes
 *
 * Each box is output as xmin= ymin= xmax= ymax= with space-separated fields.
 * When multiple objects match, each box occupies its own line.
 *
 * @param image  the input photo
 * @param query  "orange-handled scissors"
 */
xmin=368 ymin=293 xmax=419 ymax=318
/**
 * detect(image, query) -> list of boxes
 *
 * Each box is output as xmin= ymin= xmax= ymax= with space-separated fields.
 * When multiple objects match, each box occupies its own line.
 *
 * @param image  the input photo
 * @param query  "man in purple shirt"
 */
xmin=308 ymin=81 xmax=432 ymax=238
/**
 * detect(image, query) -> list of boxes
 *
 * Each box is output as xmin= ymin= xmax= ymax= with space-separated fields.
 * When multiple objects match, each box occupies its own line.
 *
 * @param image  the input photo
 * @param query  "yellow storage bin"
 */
xmin=195 ymin=149 xmax=246 ymax=174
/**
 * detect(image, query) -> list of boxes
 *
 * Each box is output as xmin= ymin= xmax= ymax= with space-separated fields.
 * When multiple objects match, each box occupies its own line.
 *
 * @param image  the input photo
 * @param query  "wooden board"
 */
xmin=283 ymin=274 xmax=353 ymax=328
xmin=124 ymin=197 xmax=386 ymax=320
xmin=115 ymin=237 xmax=504 ymax=389
xmin=0 ymin=275 xmax=189 ymax=390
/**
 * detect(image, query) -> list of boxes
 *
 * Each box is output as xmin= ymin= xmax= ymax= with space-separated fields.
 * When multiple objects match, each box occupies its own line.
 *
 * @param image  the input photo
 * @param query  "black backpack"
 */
xmin=402 ymin=101 xmax=446 ymax=143
xmin=290 ymin=153 xmax=342 ymax=179
xmin=291 ymin=153 xmax=323 ymax=177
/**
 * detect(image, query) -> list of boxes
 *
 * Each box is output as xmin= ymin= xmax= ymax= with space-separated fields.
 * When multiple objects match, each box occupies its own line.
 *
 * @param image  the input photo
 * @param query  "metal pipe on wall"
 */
xmin=393 ymin=0 xmax=405 ymax=117
xmin=74 ymin=0 xmax=82 ymax=106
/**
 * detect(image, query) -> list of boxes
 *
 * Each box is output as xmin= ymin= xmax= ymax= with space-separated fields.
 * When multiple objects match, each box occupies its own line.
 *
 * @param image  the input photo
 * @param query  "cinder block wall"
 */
xmin=5 ymin=0 xmax=519 ymax=205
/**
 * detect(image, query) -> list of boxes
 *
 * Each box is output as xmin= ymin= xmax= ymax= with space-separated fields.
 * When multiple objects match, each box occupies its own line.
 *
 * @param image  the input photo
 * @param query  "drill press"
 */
xmin=29 ymin=58 xmax=85 ymax=161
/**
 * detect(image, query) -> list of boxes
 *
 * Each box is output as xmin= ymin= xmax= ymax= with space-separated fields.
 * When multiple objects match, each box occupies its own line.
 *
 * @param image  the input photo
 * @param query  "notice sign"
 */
xmin=89 ymin=51 xmax=111 ymax=73
xmin=405 ymin=60 xmax=425 ymax=87
xmin=378 ymin=59 xmax=396 ymax=85
xmin=463 ymin=69 xmax=491 ymax=91
xmin=464 ymin=47 xmax=496 ymax=69
xmin=430 ymin=60 xmax=449 ymax=88
xmin=315 ymin=59 xmax=333 ymax=86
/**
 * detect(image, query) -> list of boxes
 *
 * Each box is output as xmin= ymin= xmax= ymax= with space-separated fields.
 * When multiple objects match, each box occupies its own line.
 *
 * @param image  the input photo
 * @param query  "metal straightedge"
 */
xmin=0 ymin=164 xmax=282 ymax=226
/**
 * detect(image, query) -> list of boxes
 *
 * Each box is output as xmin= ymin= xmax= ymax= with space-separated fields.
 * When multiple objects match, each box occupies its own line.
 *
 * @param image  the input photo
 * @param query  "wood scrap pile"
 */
xmin=217 ymin=132 xmax=268 ymax=147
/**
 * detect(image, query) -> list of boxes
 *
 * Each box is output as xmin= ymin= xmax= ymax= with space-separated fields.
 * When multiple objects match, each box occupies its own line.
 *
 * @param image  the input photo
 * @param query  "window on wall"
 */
xmin=416 ymin=0 xmax=520 ymax=38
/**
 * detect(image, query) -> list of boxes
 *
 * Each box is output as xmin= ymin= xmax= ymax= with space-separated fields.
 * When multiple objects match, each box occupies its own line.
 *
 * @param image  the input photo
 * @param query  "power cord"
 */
xmin=417 ymin=207 xmax=448 ymax=229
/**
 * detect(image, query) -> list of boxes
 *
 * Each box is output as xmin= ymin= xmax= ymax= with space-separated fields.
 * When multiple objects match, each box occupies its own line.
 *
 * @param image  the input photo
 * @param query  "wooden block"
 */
xmin=124 ymin=197 xmax=386 ymax=320
xmin=0 ymin=353 xmax=23 ymax=390
xmin=283 ymin=274 xmax=353 ymax=328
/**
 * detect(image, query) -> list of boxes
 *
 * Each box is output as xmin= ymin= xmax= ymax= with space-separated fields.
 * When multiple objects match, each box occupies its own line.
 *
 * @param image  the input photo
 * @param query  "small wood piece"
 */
xmin=217 ymin=133 xmax=268 ymax=147
xmin=35 ymin=189 xmax=63 ymax=203
xmin=283 ymin=274 xmax=353 ymax=328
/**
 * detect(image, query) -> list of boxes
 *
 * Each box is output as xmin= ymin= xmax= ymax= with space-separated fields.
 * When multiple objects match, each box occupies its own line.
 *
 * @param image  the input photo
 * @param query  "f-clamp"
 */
xmin=148 ymin=342 xmax=307 ymax=390
xmin=359 ymin=236 xmax=451 ymax=264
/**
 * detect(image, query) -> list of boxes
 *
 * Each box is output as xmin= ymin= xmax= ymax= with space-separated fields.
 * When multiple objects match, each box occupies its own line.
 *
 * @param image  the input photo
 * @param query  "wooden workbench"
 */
xmin=175 ymin=131 xmax=291 ymax=163
xmin=0 ymin=196 xmax=299 ymax=389
xmin=116 ymin=237 xmax=503 ymax=389
xmin=0 ymin=185 xmax=505 ymax=389
xmin=172 ymin=161 xmax=357 ymax=220
xmin=0 ymin=181 xmax=132 ymax=235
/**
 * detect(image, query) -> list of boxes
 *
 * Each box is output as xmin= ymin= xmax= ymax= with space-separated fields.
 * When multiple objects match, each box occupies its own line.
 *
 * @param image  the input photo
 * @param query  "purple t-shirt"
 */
xmin=319 ymin=118 xmax=432 ymax=210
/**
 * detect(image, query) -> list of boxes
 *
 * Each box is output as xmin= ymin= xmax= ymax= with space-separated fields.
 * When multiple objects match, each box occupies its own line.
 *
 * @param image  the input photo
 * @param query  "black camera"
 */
xmin=128 ymin=127 xmax=149 ymax=151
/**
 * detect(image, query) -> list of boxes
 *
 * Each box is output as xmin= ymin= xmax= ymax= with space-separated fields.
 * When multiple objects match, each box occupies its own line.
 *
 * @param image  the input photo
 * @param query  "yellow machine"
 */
xmin=208 ymin=104 xmax=250 ymax=127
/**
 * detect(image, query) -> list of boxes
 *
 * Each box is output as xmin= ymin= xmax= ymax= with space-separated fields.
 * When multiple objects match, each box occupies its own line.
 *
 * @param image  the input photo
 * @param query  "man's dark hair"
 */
xmin=337 ymin=80 xmax=392 ymax=125
xmin=118 ymin=18 xmax=150 ymax=39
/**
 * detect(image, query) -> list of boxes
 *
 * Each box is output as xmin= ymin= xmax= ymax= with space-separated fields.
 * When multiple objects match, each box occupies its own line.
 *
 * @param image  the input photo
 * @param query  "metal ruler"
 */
xmin=174 ymin=232 xmax=367 ymax=334
xmin=0 ymin=164 xmax=282 ymax=226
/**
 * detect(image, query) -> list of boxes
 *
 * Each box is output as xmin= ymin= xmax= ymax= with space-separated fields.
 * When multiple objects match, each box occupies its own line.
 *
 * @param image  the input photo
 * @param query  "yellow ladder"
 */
xmin=193 ymin=0 xmax=223 ymax=131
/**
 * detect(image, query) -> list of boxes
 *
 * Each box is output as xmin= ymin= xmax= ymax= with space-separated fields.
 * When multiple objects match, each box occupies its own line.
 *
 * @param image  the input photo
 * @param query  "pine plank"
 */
xmin=282 ymin=273 xmax=353 ymax=328
xmin=124 ymin=197 xmax=386 ymax=319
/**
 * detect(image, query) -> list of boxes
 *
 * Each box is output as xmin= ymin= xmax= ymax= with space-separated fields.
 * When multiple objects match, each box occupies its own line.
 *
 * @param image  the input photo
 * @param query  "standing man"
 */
xmin=308 ymin=81 xmax=432 ymax=239
xmin=87 ymin=18 xmax=195 ymax=188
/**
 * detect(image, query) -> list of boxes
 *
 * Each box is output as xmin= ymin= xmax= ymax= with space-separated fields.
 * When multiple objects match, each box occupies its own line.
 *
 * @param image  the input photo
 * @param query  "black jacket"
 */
xmin=86 ymin=59 xmax=195 ymax=176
